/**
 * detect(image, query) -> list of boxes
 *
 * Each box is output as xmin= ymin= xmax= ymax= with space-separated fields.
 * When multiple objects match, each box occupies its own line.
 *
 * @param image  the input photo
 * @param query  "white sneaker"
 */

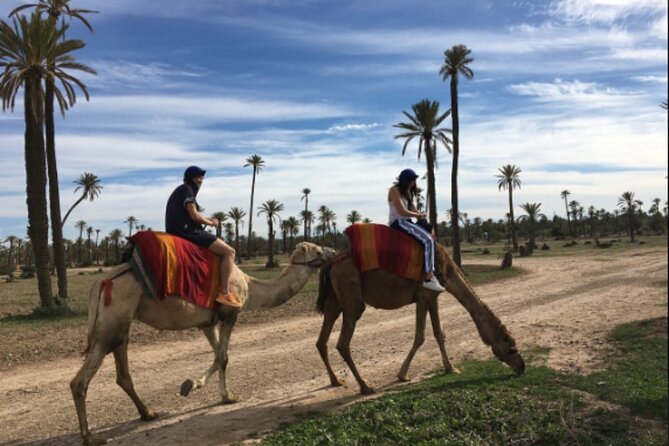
xmin=422 ymin=277 xmax=445 ymax=292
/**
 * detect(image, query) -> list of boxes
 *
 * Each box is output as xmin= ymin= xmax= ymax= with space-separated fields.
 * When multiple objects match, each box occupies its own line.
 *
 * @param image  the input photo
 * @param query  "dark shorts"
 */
xmin=178 ymin=230 xmax=217 ymax=248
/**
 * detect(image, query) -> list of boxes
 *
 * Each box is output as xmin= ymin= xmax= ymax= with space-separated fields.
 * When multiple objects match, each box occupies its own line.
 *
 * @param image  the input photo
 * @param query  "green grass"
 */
xmin=459 ymin=235 xmax=667 ymax=261
xmin=261 ymin=318 xmax=668 ymax=446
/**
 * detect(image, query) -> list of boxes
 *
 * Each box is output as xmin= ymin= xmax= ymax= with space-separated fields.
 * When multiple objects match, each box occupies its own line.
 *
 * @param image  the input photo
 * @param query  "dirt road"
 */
xmin=1 ymin=247 xmax=666 ymax=445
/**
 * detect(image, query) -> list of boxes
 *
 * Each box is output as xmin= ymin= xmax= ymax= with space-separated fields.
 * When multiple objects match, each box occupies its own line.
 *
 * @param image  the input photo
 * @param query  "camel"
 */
xmin=316 ymin=242 xmax=525 ymax=394
xmin=70 ymin=241 xmax=334 ymax=446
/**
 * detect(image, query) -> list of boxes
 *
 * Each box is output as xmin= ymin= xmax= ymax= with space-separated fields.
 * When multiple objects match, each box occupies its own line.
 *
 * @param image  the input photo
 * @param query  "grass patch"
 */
xmin=461 ymin=264 xmax=524 ymax=285
xmin=261 ymin=318 xmax=668 ymax=446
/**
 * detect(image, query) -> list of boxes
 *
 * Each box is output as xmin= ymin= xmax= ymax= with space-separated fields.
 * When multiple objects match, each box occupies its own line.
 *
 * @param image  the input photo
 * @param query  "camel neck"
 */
xmin=245 ymin=264 xmax=314 ymax=309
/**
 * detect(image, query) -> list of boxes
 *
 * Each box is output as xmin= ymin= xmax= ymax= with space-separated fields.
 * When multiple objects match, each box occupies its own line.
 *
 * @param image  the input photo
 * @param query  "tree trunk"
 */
xmin=45 ymin=79 xmax=69 ymax=301
xmin=246 ymin=171 xmax=256 ymax=260
xmin=450 ymin=77 xmax=462 ymax=267
xmin=508 ymin=187 xmax=517 ymax=251
xmin=303 ymin=198 xmax=309 ymax=241
xmin=24 ymin=74 xmax=53 ymax=308
xmin=425 ymin=139 xmax=439 ymax=237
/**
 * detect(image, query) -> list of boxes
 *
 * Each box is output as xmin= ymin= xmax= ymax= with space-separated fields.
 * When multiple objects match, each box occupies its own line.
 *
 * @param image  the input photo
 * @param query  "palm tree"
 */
xmin=94 ymin=228 xmax=100 ymax=265
xmin=393 ymin=99 xmax=452 ymax=235
xmin=560 ymin=190 xmax=572 ymax=238
xmin=347 ymin=210 xmax=362 ymax=225
xmin=568 ymin=200 xmax=580 ymax=237
xmin=284 ymin=216 xmax=300 ymax=250
xmin=11 ymin=1 xmax=96 ymax=303
xmin=496 ymin=165 xmax=522 ymax=251
xmin=74 ymin=219 xmax=86 ymax=264
xmin=244 ymin=154 xmax=265 ymax=259
xmin=61 ymin=172 xmax=102 ymax=227
xmin=300 ymin=209 xmax=314 ymax=241
xmin=124 ymin=216 xmax=138 ymax=237
xmin=226 ymin=206 xmax=246 ymax=260
xmin=211 ymin=211 xmax=227 ymax=235
xmin=0 ymin=14 xmax=73 ymax=307
xmin=85 ymin=226 xmax=93 ymax=263
xmin=108 ymin=228 xmax=123 ymax=264
xmin=518 ymin=203 xmax=545 ymax=253
xmin=617 ymin=191 xmax=643 ymax=242
xmin=300 ymin=188 xmax=311 ymax=240
xmin=257 ymin=199 xmax=283 ymax=267
xmin=440 ymin=44 xmax=474 ymax=268
xmin=4 ymin=235 xmax=18 ymax=272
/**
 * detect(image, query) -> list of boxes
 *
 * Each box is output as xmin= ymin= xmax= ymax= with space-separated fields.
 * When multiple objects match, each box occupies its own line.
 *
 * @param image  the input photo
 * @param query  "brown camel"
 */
xmin=316 ymin=242 xmax=525 ymax=394
xmin=70 ymin=242 xmax=334 ymax=446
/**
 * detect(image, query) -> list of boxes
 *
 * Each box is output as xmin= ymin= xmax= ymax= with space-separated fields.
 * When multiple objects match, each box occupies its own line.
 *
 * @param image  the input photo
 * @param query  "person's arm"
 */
xmin=389 ymin=187 xmax=424 ymax=219
xmin=185 ymin=202 xmax=217 ymax=226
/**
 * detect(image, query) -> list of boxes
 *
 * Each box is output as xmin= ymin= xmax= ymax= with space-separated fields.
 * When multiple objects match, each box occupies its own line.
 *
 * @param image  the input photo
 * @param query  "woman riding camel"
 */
xmin=165 ymin=166 xmax=241 ymax=308
xmin=388 ymin=168 xmax=445 ymax=292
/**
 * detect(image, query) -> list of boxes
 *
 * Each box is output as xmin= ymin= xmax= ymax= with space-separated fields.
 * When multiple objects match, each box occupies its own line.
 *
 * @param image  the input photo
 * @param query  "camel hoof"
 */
xmin=140 ymin=408 xmax=159 ymax=421
xmin=221 ymin=395 xmax=239 ymax=404
xmin=330 ymin=378 xmax=345 ymax=387
xmin=445 ymin=366 xmax=461 ymax=375
xmin=397 ymin=374 xmax=411 ymax=382
xmin=180 ymin=379 xmax=194 ymax=397
xmin=83 ymin=434 xmax=107 ymax=446
xmin=360 ymin=386 xmax=375 ymax=395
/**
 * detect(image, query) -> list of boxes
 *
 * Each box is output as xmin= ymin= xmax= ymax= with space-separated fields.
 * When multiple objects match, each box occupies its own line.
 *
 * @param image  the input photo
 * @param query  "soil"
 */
xmin=0 ymin=247 xmax=666 ymax=446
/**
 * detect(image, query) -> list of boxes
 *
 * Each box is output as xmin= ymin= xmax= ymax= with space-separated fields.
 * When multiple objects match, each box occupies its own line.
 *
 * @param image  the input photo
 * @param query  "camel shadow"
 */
xmin=9 ymin=371 xmax=522 ymax=446
xmin=7 ymin=384 xmax=368 ymax=446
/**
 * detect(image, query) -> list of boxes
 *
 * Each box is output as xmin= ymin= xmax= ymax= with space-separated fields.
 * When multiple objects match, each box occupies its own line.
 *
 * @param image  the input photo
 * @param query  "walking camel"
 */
xmin=316 ymin=242 xmax=525 ymax=394
xmin=70 ymin=241 xmax=334 ymax=446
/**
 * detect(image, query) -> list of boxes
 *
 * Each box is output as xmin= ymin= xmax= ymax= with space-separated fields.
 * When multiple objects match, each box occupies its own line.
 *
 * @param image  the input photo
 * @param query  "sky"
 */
xmin=0 ymin=0 xmax=667 ymax=241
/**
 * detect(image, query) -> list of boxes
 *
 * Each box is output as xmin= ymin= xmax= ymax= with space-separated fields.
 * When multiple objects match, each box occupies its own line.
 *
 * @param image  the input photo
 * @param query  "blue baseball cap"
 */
xmin=399 ymin=168 xmax=419 ymax=183
xmin=183 ymin=165 xmax=206 ymax=181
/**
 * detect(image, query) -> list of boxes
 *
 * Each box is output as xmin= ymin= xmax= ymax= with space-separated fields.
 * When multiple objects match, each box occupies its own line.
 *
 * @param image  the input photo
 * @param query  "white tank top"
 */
xmin=388 ymin=195 xmax=410 ymax=225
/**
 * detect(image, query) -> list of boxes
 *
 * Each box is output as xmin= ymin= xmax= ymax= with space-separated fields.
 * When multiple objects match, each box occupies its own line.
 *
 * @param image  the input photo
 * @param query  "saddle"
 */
xmin=129 ymin=231 xmax=222 ymax=310
xmin=344 ymin=224 xmax=424 ymax=281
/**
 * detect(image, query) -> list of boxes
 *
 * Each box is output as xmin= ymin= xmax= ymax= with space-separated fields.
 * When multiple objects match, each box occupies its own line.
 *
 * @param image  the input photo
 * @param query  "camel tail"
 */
xmin=316 ymin=260 xmax=335 ymax=314
xmin=82 ymin=264 xmax=132 ymax=356
xmin=83 ymin=279 xmax=103 ymax=356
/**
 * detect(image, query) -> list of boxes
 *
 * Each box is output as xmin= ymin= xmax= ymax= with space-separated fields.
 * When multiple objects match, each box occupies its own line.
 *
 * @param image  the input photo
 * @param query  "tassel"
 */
xmin=101 ymin=279 xmax=113 ymax=306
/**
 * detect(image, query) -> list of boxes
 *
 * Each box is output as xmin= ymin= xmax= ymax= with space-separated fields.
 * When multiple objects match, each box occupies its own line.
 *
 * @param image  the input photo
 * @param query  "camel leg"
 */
xmin=70 ymin=343 xmax=110 ymax=446
xmin=336 ymin=304 xmax=374 ymax=394
xmin=427 ymin=300 xmax=460 ymax=374
xmin=180 ymin=324 xmax=221 ymax=397
xmin=216 ymin=311 xmax=239 ymax=404
xmin=112 ymin=339 xmax=157 ymax=421
xmin=397 ymin=300 xmax=428 ymax=382
xmin=316 ymin=293 xmax=344 ymax=387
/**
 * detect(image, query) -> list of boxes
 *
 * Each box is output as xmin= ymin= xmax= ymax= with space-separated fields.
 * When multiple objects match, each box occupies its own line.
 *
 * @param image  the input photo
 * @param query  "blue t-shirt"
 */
xmin=165 ymin=183 xmax=217 ymax=248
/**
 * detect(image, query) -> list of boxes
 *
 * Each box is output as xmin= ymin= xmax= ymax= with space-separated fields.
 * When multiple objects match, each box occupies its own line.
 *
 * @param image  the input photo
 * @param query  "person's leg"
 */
xmin=208 ymin=239 xmax=238 ymax=304
xmin=395 ymin=219 xmax=436 ymax=277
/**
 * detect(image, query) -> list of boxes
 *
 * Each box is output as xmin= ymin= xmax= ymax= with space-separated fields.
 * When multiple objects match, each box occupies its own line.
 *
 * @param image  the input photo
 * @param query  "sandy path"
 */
xmin=1 ymin=247 xmax=666 ymax=445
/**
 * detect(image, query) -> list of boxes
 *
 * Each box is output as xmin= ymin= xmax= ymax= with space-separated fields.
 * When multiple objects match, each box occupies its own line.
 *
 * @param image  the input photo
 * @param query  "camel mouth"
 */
xmin=509 ymin=354 xmax=525 ymax=375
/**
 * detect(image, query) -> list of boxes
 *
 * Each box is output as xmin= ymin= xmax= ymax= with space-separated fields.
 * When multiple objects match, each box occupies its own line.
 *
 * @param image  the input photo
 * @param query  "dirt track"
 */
xmin=1 ymin=247 xmax=667 ymax=445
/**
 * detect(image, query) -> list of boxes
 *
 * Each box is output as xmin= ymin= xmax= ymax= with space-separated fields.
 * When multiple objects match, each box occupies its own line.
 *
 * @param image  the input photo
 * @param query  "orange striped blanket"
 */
xmin=129 ymin=231 xmax=221 ymax=310
xmin=344 ymin=224 xmax=423 ymax=281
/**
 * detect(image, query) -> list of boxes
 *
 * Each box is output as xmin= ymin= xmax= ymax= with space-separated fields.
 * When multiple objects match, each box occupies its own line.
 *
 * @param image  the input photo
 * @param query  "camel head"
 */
xmin=490 ymin=327 xmax=525 ymax=375
xmin=289 ymin=242 xmax=336 ymax=268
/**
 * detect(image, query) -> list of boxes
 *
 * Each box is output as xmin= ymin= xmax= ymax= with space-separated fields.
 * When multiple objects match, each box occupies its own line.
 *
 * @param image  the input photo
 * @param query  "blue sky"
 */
xmin=0 ymin=0 xmax=667 ymax=241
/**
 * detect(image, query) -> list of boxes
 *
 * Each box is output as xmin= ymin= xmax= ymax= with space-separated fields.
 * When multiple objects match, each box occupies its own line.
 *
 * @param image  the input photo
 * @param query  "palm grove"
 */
xmin=1 ymin=12 xmax=667 ymax=309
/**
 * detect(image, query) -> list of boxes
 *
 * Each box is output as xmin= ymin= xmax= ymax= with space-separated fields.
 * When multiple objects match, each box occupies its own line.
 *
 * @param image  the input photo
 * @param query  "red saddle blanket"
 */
xmin=344 ymin=224 xmax=423 ymax=281
xmin=129 ymin=231 xmax=221 ymax=310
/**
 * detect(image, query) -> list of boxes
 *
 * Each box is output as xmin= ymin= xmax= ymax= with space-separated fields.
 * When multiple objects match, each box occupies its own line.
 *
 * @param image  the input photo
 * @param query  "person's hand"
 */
xmin=210 ymin=217 xmax=220 ymax=227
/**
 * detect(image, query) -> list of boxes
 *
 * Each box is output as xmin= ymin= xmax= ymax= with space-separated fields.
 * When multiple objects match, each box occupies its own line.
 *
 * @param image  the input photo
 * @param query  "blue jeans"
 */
xmin=391 ymin=219 xmax=435 ymax=274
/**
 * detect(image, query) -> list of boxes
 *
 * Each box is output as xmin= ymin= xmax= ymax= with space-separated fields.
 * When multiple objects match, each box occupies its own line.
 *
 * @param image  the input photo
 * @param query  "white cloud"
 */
xmin=548 ymin=0 xmax=667 ymax=25
xmin=631 ymin=74 xmax=668 ymax=83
